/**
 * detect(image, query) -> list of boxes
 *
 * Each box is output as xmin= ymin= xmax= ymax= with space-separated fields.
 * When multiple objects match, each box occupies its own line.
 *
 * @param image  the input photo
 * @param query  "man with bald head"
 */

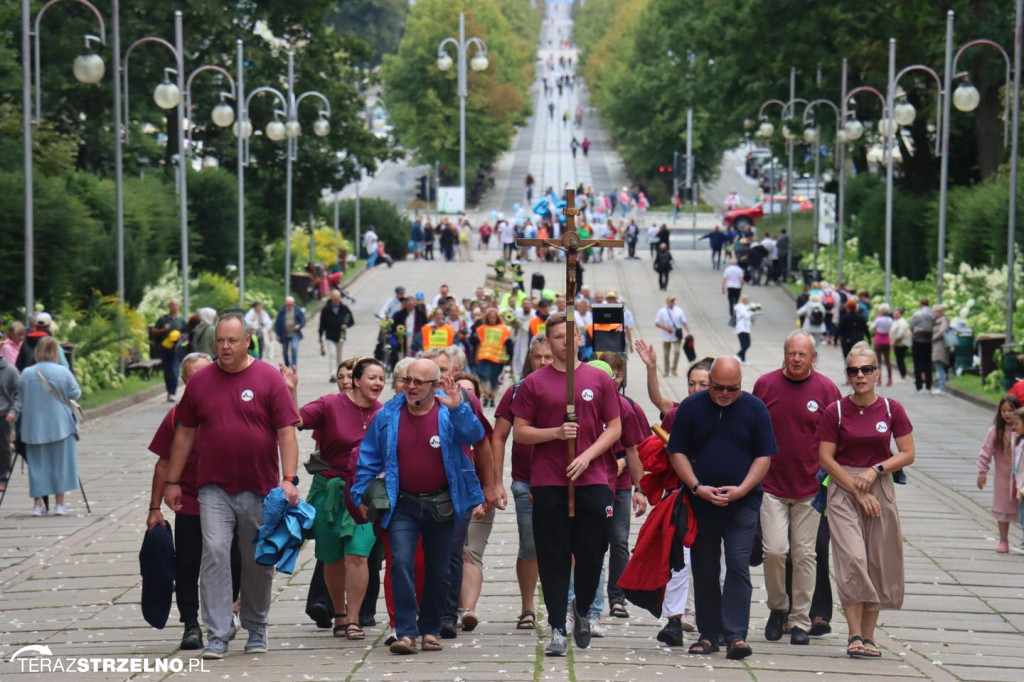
xmin=274 ymin=296 xmax=306 ymax=368
xmin=666 ymin=356 xmax=776 ymax=660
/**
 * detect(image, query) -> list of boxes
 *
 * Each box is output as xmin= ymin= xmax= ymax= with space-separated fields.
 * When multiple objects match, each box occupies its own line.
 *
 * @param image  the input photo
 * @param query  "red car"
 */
xmin=722 ymin=195 xmax=814 ymax=228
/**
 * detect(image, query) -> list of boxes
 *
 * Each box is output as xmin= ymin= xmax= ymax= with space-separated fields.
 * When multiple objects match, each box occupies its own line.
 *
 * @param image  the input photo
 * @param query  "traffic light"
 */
xmin=416 ymin=175 xmax=428 ymax=202
xmin=659 ymin=164 xmax=673 ymax=177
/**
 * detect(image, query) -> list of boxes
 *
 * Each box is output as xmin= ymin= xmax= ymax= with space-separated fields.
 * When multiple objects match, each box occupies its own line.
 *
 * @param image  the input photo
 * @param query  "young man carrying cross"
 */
xmin=513 ymin=313 xmax=623 ymax=656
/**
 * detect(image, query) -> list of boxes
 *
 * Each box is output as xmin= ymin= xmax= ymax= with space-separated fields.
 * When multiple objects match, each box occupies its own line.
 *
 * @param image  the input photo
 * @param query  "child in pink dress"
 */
xmin=977 ymin=395 xmax=1022 ymax=553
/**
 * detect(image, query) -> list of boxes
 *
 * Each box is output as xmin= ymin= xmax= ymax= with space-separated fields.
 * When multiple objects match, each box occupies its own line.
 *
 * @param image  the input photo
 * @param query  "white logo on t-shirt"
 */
xmin=429 ymin=435 xmax=441 ymax=448
xmin=806 ymin=400 xmax=819 ymax=412
xmin=241 ymin=389 xmax=254 ymax=402
xmin=581 ymin=389 xmax=594 ymax=402
xmin=875 ymin=421 xmax=888 ymax=433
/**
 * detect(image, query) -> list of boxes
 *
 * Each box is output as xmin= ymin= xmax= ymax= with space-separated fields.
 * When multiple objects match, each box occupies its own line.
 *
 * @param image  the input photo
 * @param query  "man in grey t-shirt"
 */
xmin=909 ymin=299 xmax=936 ymax=392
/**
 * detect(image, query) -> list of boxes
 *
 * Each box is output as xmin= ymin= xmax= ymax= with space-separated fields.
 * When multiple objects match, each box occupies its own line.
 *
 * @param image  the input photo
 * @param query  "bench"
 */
xmin=126 ymin=358 xmax=162 ymax=379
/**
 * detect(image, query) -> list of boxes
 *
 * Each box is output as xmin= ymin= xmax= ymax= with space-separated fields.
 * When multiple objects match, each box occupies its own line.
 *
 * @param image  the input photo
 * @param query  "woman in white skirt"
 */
xmin=15 ymin=337 xmax=81 ymax=516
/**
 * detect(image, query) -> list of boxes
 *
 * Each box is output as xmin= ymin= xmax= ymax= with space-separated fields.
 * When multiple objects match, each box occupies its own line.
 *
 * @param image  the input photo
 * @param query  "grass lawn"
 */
xmin=946 ymin=372 xmax=1004 ymax=406
xmin=80 ymin=375 xmax=162 ymax=410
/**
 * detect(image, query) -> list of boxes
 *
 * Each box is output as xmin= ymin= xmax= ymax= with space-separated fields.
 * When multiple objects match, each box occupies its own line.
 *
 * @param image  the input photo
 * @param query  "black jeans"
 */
xmin=895 ymin=346 xmax=909 ymax=379
xmin=607 ymin=489 xmax=631 ymax=606
xmin=175 ymin=513 xmax=241 ymax=625
xmin=627 ymin=237 xmax=637 ymax=258
xmin=737 ymin=332 xmax=751 ymax=361
xmin=711 ymin=248 xmax=722 ymax=270
xmin=912 ymin=340 xmax=932 ymax=390
xmin=0 ymin=419 xmax=11 ymax=483
xmin=785 ymin=514 xmax=833 ymax=622
xmin=532 ymin=485 xmax=611 ymax=632
xmin=658 ymin=270 xmax=670 ymax=290
xmin=726 ymin=287 xmax=741 ymax=316
xmin=691 ymin=503 xmax=759 ymax=644
xmin=444 ymin=513 xmax=472 ymax=620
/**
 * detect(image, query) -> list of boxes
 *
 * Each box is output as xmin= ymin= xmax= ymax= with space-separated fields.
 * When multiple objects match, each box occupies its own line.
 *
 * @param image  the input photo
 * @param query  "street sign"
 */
xmin=395 ymin=171 xmax=408 ymax=187
xmin=818 ymin=191 xmax=836 ymax=245
xmin=438 ymin=186 xmax=465 ymax=214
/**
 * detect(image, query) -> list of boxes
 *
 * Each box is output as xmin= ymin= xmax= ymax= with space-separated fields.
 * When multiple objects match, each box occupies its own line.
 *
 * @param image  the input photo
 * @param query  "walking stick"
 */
xmin=518 ymin=188 xmax=623 ymax=517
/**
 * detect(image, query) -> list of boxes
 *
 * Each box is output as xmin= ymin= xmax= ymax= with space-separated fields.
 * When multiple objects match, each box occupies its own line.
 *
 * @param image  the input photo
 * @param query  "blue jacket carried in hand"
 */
xmin=254 ymin=488 xmax=315 ymax=575
xmin=350 ymin=392 xmax=484 ymax=528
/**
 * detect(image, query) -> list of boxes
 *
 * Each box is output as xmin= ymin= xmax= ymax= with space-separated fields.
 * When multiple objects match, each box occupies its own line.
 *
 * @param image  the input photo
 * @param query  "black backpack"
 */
xmin=809 ymin=307 xmax=824 ymax=327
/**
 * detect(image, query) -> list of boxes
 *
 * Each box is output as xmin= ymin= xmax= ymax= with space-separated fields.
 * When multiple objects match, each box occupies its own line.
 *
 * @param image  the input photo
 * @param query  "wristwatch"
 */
xmin=282 ymin=475 xmax=299 ymax=486
xmin=874 ymin=464 xmax=885 ymax=476
xmin=691 ymin=482 xmax=702 ymax=494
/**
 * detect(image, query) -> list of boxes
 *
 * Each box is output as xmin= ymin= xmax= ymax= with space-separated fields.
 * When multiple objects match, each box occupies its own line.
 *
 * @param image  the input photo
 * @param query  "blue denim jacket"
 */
xmin=351 ymin=392 xmax=484 ymax=528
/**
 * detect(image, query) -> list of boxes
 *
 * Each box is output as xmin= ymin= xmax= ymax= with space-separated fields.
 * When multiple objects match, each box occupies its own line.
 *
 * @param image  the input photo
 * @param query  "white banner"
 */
xmin=817 ymin=191 xmax=836 ymax=245
xmin=437 ymin=186 xmax=465 ymax=214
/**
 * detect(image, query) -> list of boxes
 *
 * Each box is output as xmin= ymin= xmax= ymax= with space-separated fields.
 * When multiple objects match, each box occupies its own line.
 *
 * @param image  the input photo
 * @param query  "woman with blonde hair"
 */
xmin=870 ymin=304 xmax=895 ymax=386
xmin=816 ymin=341 xmax=915 ymax=659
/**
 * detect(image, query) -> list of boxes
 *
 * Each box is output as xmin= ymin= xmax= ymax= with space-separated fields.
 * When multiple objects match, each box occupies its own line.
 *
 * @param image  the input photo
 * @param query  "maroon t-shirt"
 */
xmin=614 ymin=396 xmax=651 ymax=491
xmin=815 ymin=396 xmax=913 ymax=468
xmin=176 ymin=360 xmax=300 ymax=496
xmin=753 ymin=369 xmax=842 ymax=499
xmin=300 ymin=393 xmax=382 ymax=479
xmin=397 ymin=402 xmax=448 ymax=494
xmin=148 ymin=408 xmax=200 ymax=516
xmin=660 ymin=402 xmax=681 ymax=431
xmin=496 ymin=383 xmax=532 ymax=484
xmin=515 ymin=363 xmax=620 ymax=488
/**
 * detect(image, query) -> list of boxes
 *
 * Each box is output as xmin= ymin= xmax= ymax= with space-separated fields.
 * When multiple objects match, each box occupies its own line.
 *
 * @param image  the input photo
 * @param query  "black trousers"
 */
xmin=912 ymin=340 xmax=932 ymax=390
xmin=894 ymin=346 xmax=909 ymax=379
xmin=727 ymin=287 xmax=742 ymax=316
xmin=532 ymin=485 xmax=611 ymax=632
xmin=785 ymin=514 xmax=833 ymax=622
xmin=0 ymin=419 xmax=11 ymax=483
xmin=691 ymin=503 xmax=759 ymax=644
xmin=175 ymin=513 xmax=241 ymax=625
xmin=658 ymin=271 xmax=670 ymax=290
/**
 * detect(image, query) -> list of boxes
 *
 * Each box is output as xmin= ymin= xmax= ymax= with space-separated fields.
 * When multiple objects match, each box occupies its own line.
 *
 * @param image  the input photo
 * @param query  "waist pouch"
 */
xmin=401 ymin=488 xmax=454 ymax=523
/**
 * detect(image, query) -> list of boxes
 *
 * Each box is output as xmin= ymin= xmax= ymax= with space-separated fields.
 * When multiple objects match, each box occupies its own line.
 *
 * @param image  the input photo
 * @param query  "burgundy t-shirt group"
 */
xmin=299 ymin=392 xmax=383 ymax=480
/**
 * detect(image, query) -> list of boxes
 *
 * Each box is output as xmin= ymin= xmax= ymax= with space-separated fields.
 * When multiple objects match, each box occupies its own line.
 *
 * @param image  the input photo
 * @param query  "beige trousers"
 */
xmin=760 ymin=493 xmax=819 ymax=631
xmin=325 ymin=339 xmax=344 ymax=380
xmin=827 ymin=467 xmax=905 ymax=611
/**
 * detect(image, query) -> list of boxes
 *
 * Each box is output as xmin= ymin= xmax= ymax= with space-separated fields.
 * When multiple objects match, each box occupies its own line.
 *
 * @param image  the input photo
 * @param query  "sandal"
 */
xmin=421 ymin=634 xmax=443 ymax=651
xmin=332 ymin=613 xmax=349 ymax=637
xmin=861 ymin=638 xmax=883 ymax=658
xmin=389 ymin=636 xmax=418 ymax=655
xmin=688 ymin=638 xmax=720 ymax=655
xmin=846 ymin=635 xmax=871 ymax=659
xmin=516 ymin=611 xmax=536 ymax=630
xmin=726 ymin=640 xmax=753 ymax=660
xmin=609 ymin=602 xmax=629 ymax=619
xmin=345 ymin=623 xmax=365 ymax=641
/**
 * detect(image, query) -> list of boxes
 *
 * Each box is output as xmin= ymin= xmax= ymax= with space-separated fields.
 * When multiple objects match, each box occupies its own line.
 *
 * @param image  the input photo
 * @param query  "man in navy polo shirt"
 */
xmin=666 ymin=357 xmax=776 ymax=660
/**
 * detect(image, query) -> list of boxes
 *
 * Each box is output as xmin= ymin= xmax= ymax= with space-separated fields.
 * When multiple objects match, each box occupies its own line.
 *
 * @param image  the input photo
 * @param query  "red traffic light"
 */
xmin=659 ymin=165 xmax=666 ymax=173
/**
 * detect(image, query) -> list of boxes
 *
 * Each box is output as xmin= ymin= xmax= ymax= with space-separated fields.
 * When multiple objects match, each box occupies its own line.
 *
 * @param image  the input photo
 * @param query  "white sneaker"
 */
xmin=931 ymin=388 xmax=946 ymax=395
xmin=31 ymin=504 xmax=46 ymax=517
xmin=54 ymin=504 xmax=68 ymax=516
xmin=589 ymin=618 xmax=606 ymax=638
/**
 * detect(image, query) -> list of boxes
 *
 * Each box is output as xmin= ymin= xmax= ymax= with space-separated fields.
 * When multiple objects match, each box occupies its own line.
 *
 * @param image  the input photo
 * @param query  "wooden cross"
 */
xmin=517 ymin=188 xmax=624 ymax=516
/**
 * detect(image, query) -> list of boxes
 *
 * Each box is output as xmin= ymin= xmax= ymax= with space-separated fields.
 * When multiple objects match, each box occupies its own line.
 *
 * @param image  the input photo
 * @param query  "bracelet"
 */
xmin=149 ymin=507 xmax=161 ymax=511
xmin=164 ymin=480 xmax=181 ymax=486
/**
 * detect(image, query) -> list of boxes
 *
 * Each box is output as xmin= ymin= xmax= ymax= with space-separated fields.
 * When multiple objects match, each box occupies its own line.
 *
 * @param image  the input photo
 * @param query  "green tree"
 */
xmin=382 ymin=0 xmax=538 ymax=180
xmin=328 ymin=0 xmax=410 ymax=66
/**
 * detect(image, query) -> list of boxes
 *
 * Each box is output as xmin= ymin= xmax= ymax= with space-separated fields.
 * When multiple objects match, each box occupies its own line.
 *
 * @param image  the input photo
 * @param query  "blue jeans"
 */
xmin=935 ymin=360 xmax=948 ymax=392
xmin=691 ymin=503 xmax=759 ymax=644
xmin=388 ymin=494 xmax=455 ymax=639
xmin=282 ymin=335 xmax=300 ymax=367
xmin=160 ymin=347 xmax=180 ymax=397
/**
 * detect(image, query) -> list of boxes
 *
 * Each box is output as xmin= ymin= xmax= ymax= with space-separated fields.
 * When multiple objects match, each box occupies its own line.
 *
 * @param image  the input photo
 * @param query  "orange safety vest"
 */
xmin=529 ymin=315 xmax=547 ymax=338
xmin=421 ymin=323 xmax=456 ymax=351
xmin=476 ymin=324 xmax=511 ymax=363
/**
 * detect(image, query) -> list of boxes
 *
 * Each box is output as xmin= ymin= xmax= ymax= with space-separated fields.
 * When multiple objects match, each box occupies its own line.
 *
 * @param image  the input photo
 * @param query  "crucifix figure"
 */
xmin=518 ymin=188 xmax=624 ymax=516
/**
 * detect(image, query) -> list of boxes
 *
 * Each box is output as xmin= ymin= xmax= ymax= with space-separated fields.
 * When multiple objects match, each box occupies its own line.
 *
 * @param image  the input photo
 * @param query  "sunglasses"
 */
xmin=845 ymin=365 xmax=877 ymax=377
xmin=710 ymin=382 xmax=742 ymax=393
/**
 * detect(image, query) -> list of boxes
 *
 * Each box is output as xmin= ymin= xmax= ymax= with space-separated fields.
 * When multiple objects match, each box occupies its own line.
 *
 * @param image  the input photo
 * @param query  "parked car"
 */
xmin=722 ymin=195 xmax=814 ymax=228
xmin=745 ymin=148 xmax=772 ymax=177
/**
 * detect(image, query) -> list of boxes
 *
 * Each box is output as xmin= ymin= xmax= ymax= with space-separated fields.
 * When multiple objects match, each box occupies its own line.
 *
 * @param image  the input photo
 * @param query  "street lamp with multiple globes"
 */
xmin=236 ymin=48 xmax=331 ymax=302
xmin=437 ymin=11 xmax=489 ymax=206
xmin=22 ymin=0 xmax=107 ymax=319
xmin=801 ymin=95 xmax=843 ymax=276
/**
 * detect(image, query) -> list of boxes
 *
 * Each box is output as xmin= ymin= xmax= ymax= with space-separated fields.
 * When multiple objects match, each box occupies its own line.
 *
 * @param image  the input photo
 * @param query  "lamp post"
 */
xmin=22 ymin=0 xmax=107 ymax=319
xmin=802 ymin=97 xmax=842 ymax=276
xmin=237 ymin=49 xmax=331 ymax=302
xmin=936 ymin=9 xmax=1013 ymax=304
xmin=437 ymin=11 xmax=489 ymax=205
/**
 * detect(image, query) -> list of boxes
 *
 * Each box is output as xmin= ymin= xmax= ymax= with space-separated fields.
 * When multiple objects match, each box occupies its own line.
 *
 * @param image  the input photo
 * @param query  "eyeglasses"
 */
xmin=845 ymin=365 xmax=877 ymax=377
xmin=394 ymin=377 xmax=409 ymax=384
xmin=710 ymin=382 xmax=742 ymax=393
xmin=407 ymin=378 xmax=437 ymax=388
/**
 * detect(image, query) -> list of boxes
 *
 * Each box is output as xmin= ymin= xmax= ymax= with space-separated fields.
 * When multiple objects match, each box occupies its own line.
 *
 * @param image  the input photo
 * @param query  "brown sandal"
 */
xmin=516 ymin=611 xmax=536 ymax=630
xmin=389 ymin=636 xmax=418 ymax=655
xmin=421 ymin=634 xmax=443 ymax=651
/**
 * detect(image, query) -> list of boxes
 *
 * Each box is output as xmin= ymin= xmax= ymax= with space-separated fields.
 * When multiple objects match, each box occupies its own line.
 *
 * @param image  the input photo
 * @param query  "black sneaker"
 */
xmin=308 ymin=602 xmax=333 ymax=629
xmin=180 ymin=623 xmax=204 ymax=650
xmin=571 ymin=598 xmax=591 ymax=649
xmin=439 ymin=616 xmax=458 ymax=639
xmin=359 ymin=614 xmax=377 ymax=628
xmin=656 ymin=617 xmax=684 ymax=647
xmin=765 ymin=609 xmax=786 ymax=641
xmin=790 ymin=627 xmax=810 ymax=645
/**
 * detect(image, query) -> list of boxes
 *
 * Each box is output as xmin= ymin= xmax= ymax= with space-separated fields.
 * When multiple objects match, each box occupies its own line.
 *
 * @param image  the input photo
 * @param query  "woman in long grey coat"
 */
xmin=16 ymin=336 xmax=81 ymax=516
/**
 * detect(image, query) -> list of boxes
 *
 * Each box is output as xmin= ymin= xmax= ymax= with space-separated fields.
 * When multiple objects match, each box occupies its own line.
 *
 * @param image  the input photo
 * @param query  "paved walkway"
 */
xmin=3 ymin=5 xmax=1022 ymax=682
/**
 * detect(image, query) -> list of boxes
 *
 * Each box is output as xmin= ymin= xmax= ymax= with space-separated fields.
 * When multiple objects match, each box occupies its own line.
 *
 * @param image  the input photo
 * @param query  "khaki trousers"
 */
xmin=760 ymin=493 xmax=819 ymax=631
xmin=827 ymin=467 xmax=905 ymax=611
xmin=325 ymin=339 xmax=344 ymax=379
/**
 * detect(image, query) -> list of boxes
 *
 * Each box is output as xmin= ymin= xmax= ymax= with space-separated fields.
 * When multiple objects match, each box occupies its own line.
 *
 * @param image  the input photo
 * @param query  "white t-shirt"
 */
xmin=761 ymin=237 xmax=778 ymax=260
xmin=654 ymin=305 xmax=688 ymax=343
xmin=363 ymin=230 xmax=379 ymax=255
xmin=647 ymin=225 xmax=659 ymax=242
xmin=733 ymin=302 xmax=752 ymax=334
xmin=498 ymin=221 xmax=516 ymax=244
xmin=723 ymin=264 xmax=745 ymax=289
